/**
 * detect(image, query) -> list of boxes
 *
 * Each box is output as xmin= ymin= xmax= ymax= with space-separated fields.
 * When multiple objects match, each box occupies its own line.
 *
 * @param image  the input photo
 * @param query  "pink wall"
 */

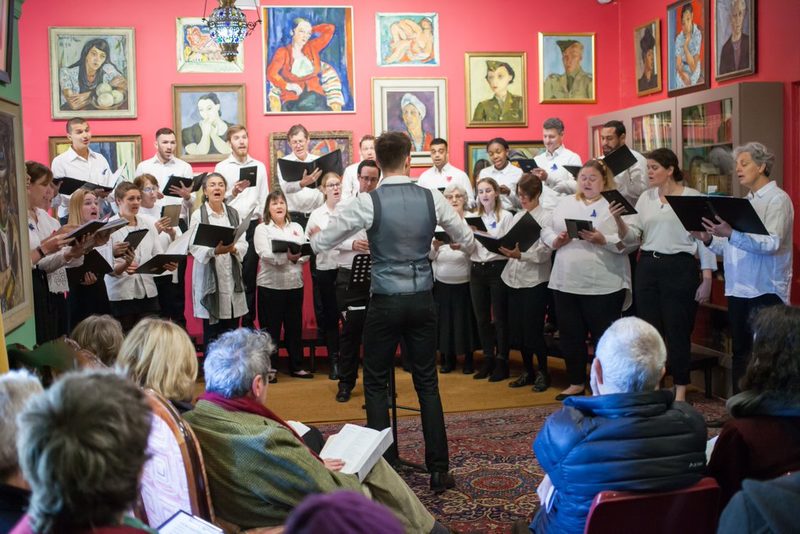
xmin=17 ymin=0 xmax=622 ymax=177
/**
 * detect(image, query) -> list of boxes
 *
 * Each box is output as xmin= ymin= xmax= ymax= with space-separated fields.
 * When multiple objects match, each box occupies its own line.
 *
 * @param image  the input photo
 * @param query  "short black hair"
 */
xmin=357 ymin=159 xmax=381 ymax=177
xmin=645 ymin=148 xmax=683 ymax=182
xmin=682 ymin=3 xmax=694 ymax=17
xmin=155 ymin=127 xmax=175 ymax=139
xmin=66 ymin=117 xmax=88 ymax=134
xmin=375 ymin=132 xmax=411 ymax=171
xmin=603 ymin=120 xmax=626 ymax=137
xmin=430 ymin=138 xmax=448 ymax=149
xmin=486 ymin=137 xmax=509 ymax=151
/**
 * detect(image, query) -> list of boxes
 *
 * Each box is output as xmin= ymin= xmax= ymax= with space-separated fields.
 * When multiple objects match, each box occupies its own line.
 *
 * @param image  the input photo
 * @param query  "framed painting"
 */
xmin=666 ymin=0 xmax=710 ymax=96
xmin=262 ymin=6 xmax=356 ymax=114
xmin=48 ymin=135 xmax=142 ymax=183
xmin=376 ymin=13 xmax=439 ymax=67
xmin=268 ymin=130 xmax=353 ymax=190
xmin=465 ymin=52 xmax=527 ymax=128
xmin=48 ymin=27 xmax=137 ymax=119
xmin=176 ymin=17 xmax=245 ymax=73
xmin=0 ymin=0 xmax=13 ymax=84
xmin=172 ymin=84 xmax=246 ymax=163
xmin=464 ymin=140 xmax=545 ymax=186
xmin=0 ymin=99 xmax=33 ymax=331
xmin=372 ymin=77 xmax=447 ymax=167
xmin=634 ymin=19 xmax=662 ymax=96
xmin=714 ymin=0 xmax=756 ymax=82
xmin=538 ymin=33 xmax=595 ymax=104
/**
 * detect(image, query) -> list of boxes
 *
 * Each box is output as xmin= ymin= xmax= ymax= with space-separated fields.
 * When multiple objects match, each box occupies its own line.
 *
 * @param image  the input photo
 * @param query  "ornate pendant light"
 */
xmin=203 ymin=0 xmax=261 ymax=62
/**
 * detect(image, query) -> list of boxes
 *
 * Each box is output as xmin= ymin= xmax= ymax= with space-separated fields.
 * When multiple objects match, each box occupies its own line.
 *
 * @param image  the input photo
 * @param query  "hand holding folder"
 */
xmin=278 ymin=150 xmax=344 ymax=187
xmin=474 ymin=212 xmax=542 ymax=254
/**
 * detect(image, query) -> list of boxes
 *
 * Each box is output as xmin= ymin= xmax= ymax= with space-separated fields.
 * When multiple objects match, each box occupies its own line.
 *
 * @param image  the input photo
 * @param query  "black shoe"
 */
xmin=532 ymin=372 xmax=551 ymax=392
xmin=555 ymin=389 xmax=585 ymax=401
xmin=509 ymin=372 xmax=532 ymax=388
xmin=462 ymin=358 xmax=474 ymax=374
xmin=440 ymin=364 xmax=454 ymax=374
xmin=473 ymin=358 xmax=494 ymax=379
xmin=335 ymin=386 xmax=351 ymax=403
xmin=430 ymin=471 xmax=456 ymax=494
xmin=488 ymin=359 xmax=509 ymax=382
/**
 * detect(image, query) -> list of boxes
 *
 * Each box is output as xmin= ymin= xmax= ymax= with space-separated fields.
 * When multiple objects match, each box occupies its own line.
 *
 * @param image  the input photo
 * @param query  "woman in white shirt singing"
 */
xmin=255 ymin=190 xmax=312 ymax=379
xmin=430 ymin=183 xmax=478 ymax=374
xmin=470 ymin=177 xmax=514 ymax=381
xmin=542 ymin=160 xmax=631 ymax=400
xmin=615 ymin=148 xmax=715 ymax=401
xmin=189 ymin=173 xmax=248 ymax=348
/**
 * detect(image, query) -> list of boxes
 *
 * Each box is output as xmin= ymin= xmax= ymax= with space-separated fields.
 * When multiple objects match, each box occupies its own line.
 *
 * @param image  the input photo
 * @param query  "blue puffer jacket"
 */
xmin=530 ymin=389 xmax=707 ymax=534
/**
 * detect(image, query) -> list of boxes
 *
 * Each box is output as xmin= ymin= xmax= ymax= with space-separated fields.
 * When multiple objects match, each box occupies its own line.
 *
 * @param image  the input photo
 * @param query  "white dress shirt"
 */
xmin=305 ymin=203 xmax=339 ymax=270
xmin=478 ymin=162 xmax=522 ymax=211
xmin=52 ymin=147 xmax=113 ymax=218
xmin=624 ymin=186 xmax=717 ymax=270
xmin=277 ymin=152 xmax=323 ymax=214
xmin=534 ymin=145 xmax=582 ymax=195
xmin=215 ymin=154 xmax=268 ymax=222
xmin=311 ymin=176 xmax=476 ymax=258
xmin=501 ymin=206 xmax=553 ymax=289
xmin=708 ymin=181 xmax=794 ymax=303
xmin=418 ymin=163 xmax=475 ymax=206
xmin=134 ymin=155 xmax=194 ymax=208
xmin=189 ymin=204 xmax=249 ymax=319
xmin=330 ymin=196 xmax=368 ymax=269
xmin=469 ymin=209 xmax=515 ymax=263
xmin=254 ymin=220 xmax=308 ymax=290
xmin=542 ymin=195 xmax=631 ymax=307
xmin=28 ymin=208 xmax=78 ymax=293
xmin=104 ymin=214 xmax=161 ymax=302
xmin=608 ymin=146 xmax=648 ymax=205
xmin=341 ymin=161 xmax=360 ymax=201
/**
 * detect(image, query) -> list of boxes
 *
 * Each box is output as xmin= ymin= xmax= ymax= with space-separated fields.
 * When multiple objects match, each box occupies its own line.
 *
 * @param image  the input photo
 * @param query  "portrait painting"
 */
xmin=372 ymin=78 xmax=447 ymax=167
xmin=538 ymin=33 xmax=595 ymax=104
xmin=268 ymin=130 xmax=353 ymax=190
xmin=714 ymin=0 xmax=756 ymax=81
xmin=48 ymin=27 xmax=137 ymax=119
xmin=667 ymin=0 xmax=710 ymax=96
xmin=49 ymin=135 xmax=142 ymax=183
xmin=0 ymin=0 xmax=13 ymax=84
xmin=465 ymin=52 xmax=527 ymax=128
xmin=634 ymin=19 xmax=662 ymax=96
xmin=262 ymin=6 xmax=355 ymax=114
xmin=0 ymin=99 xmax=33 ymax=331
xmin=176 ymin=17 xmax=244 ymax=73
xmin=464 ymin=140 xmax=545 ymax=186
xmin=172 ymin=84 xmax=246 ymax=163
xmin=376 ymin=13 xmax=439 ymax=67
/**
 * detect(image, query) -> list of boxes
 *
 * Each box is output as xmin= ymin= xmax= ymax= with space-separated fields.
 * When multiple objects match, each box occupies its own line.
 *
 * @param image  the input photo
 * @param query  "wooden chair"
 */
xmin=584 ymin=477 xmax=721 ymax=534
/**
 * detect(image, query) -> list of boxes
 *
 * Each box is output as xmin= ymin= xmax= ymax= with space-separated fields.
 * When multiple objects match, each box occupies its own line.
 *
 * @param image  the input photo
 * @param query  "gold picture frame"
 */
xmin=538 ymin=32 xmax=596 ymax=104
xmin=634 ymin=19 xmax=663 ymax=97
xmin=268 ymin=130 xmax=353 ymax=191
xmin=465 ymin=52 xmax=527 ymax=128
xmin=48 ymin=135 xmax=142 ymax=183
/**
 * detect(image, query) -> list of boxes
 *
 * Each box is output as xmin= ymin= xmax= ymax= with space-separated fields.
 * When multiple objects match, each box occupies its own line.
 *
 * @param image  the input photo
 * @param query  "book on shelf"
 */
xmin=319 ymin=424 xmax=394 ymax=482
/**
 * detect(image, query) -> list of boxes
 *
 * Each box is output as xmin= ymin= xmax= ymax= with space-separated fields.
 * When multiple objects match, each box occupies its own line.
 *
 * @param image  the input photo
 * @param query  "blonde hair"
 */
xmin=116 ymin=318 xmax=198 ymax=401
xmin=70 ymin=315 xmax=124 ymax=366
xmin=575 ymin=159 xmax=615 ymax=201
xmin=66 ymin=189 xmax=98 ymax=226
xmin=476 ymin=177 xmax=503 ymax=220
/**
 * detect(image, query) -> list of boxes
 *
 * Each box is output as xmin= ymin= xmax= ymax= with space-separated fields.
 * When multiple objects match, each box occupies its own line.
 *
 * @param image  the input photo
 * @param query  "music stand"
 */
xmin=348 ymin=254 xmax=425 ymax=472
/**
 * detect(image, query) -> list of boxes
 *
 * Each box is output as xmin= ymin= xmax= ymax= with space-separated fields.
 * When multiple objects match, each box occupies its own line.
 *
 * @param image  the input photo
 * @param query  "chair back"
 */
xmin=584 ymin=477 xmax=720 ymax=534
xmin=135 ymin=389 xmax=215 ymax=528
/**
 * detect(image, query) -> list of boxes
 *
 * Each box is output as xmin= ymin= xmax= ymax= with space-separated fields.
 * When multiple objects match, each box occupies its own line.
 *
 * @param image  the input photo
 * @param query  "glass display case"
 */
xmin=680 ymin=98 xmax=734 ymax=194
xmin=631 ymin=110 xmax=673 ymax=153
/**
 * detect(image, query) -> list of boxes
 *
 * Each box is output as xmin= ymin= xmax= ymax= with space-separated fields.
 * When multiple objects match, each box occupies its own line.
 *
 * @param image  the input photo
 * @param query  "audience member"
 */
xmin=69 ymin=314 xmax=124 ymax=366
xmin=0 ymin=371 xmax=43 ymax=532
xmin=284 ymin=491 xmax=403 ymax=534
xmin=707 ymin=304 xmax=800 ymax=506
xmin=11 ymin=370 xmax=153 ymax=533
xmin=530 ymin=317 xmax=706 ymax=534
xmin=116 ymin=317 xmax=198 ymax=413
xmin=717 ymin=471 xmax=800 ymax=534
xmin=184 ymin=328 xmax=444 ymax=532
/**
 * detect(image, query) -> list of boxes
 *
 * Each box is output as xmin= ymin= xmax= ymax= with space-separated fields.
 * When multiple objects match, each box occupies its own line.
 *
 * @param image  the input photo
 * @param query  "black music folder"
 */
xmin=66 ymin=250 xmax=112 ymax=285
xmin=433 ymin=226 xmax=452 ymax=244
xmin=516 ymin=159 xmax=539 ymax=173
xmin=278 ymin=150 xmax=344 ymax=186
xmin=600 ymin=189 xmax=638 ymax=215
xmin=161 ymin=205 xmax=182 ymax=227
xmin=474 ymin=212 xmax=542 ymax=254
xmin=192 ymin=223 xmax=235 ymax=248
xmin=465 ymin=216 xmax=488 ymax=232
xmin=603 ymin=143 xmax=639 ymax=176
xmin=53 ymin=177 xmax=114 ymax=195
xmin=239 ymin=166 xmax=258 ymax=187
xmin=564 ymin=165 xmax=582 ymax=179
xmin=135 ymin=254 xmax=186 ymax=275
xmin=271 ymin=239 xmax=312 ymax=256
xmin=65 ymin=220 xmax=106 ymax=241
xmin=123 ymin=229 xmax=149 ymax=250
xmin=565 ymin=219 xmax=594 ymax=239
xmin=665 ymin=195 xmax=769 ymax=235
xmin=162 ymin=173 xmax=206 ymax=196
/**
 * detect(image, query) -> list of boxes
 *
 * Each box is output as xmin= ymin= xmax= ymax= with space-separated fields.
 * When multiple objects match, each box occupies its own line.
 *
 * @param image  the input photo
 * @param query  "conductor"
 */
xmin=310 ymin=132 xmax=475 ymax=494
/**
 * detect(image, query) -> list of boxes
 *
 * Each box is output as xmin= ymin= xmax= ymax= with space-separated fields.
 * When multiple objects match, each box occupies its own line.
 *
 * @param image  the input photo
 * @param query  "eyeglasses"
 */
xmin=444 ymin=194 xmax=464 ymax=200
xmin=142 ymin=187 xmax=156 ymax=193
xmin=325 ymin=183 xmax=342 ymax=189
xmin=358 ymin=176 xmax=379 ymax=183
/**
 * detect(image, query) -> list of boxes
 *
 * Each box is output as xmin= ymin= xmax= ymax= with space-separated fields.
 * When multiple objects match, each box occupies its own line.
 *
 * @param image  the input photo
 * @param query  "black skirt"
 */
xmin=433 ymin=280 xmax=479 ymax=356
xmin=32 ymin=269 xmax=67 ymax=345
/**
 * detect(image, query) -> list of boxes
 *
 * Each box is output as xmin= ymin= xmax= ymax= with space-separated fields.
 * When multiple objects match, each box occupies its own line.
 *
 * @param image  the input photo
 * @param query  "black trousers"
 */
xmin=155 ymin=275 xmax=185 ymax=328
xmin=470 ymin=260 xmax=509 ymax=361
xmin=203 ymin=317 xmax=240 ymax=351
xmin=259 ymin=286 xmax=305 ymax=373
xmin=554 ymin=289 xmax=625 ymax=385
xmin=32 ymin=269 xmax=67 ymax=345
xmin=240 ymin=219 xmax=260 ymax=328
xmin=313 ymin=268 xmax=340 ymax=356
xmin=67 ymin=279 xmax=110 ymax=332
xmin=336 ymin=268 xmax=369 ymax=391
xmin=508 ymin=282 xmax=549 ymax=375
xmin=635 ymin=252 xmax=699 ymax=385
xmin=363 ymin=292 xmax=448 ymax=473
xmin=728 ymin=293 xmax=783 ymax=393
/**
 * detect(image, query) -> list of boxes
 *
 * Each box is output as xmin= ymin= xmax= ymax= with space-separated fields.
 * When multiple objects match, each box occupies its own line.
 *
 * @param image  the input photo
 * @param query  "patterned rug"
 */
xmin=318 ymin=391 xmax=727 ymax=534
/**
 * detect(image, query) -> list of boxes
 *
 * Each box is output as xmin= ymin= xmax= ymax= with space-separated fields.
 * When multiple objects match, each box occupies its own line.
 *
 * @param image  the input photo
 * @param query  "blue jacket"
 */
xmin=530 ymin=389 xmax=707 ymax=534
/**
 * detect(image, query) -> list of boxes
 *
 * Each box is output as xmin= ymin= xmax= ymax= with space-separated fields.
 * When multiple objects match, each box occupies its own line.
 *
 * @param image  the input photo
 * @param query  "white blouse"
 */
xmin=430 ymin=216 xmax=472 ymax=285
xmin=501 ymin=206 xmax=553 ymax=289
xmin=305 ymin=203 xmax=339 ymax=270
xmin=104 ymin=214 xmax=161 ymax=302
xmin=542 ymin=195 xmax=631 ymax=307
xmin=28 ymin=208 xmax=77 ymax=294
xmin=189 ymin=204 xmax=249 ymax=320
xmin=254 ymin=220 xmax=308 ymax=290
xmin=469 ymin=209 xmax=515 ymax=263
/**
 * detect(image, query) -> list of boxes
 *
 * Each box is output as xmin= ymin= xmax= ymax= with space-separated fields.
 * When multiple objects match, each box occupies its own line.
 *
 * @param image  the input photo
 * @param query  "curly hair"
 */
xmin=741 ymin=305 xmax=800 ymax=395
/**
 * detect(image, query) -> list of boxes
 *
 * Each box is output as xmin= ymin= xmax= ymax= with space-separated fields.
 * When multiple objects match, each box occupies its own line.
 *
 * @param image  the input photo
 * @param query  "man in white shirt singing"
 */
xmin=418 ymin=138 xmax=475 ymax=208
xmin=341 ymin=134 xmax=375 ymax=201
xmin=532 ymin=117 xmax=582 ymax=195
xmin=599 ymin=120 xmax=648 ymax=205
xmin=214 ymin=125 xmax=269 ymax=329
xmin=134 ymin=127 xmax=194 ymax=225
